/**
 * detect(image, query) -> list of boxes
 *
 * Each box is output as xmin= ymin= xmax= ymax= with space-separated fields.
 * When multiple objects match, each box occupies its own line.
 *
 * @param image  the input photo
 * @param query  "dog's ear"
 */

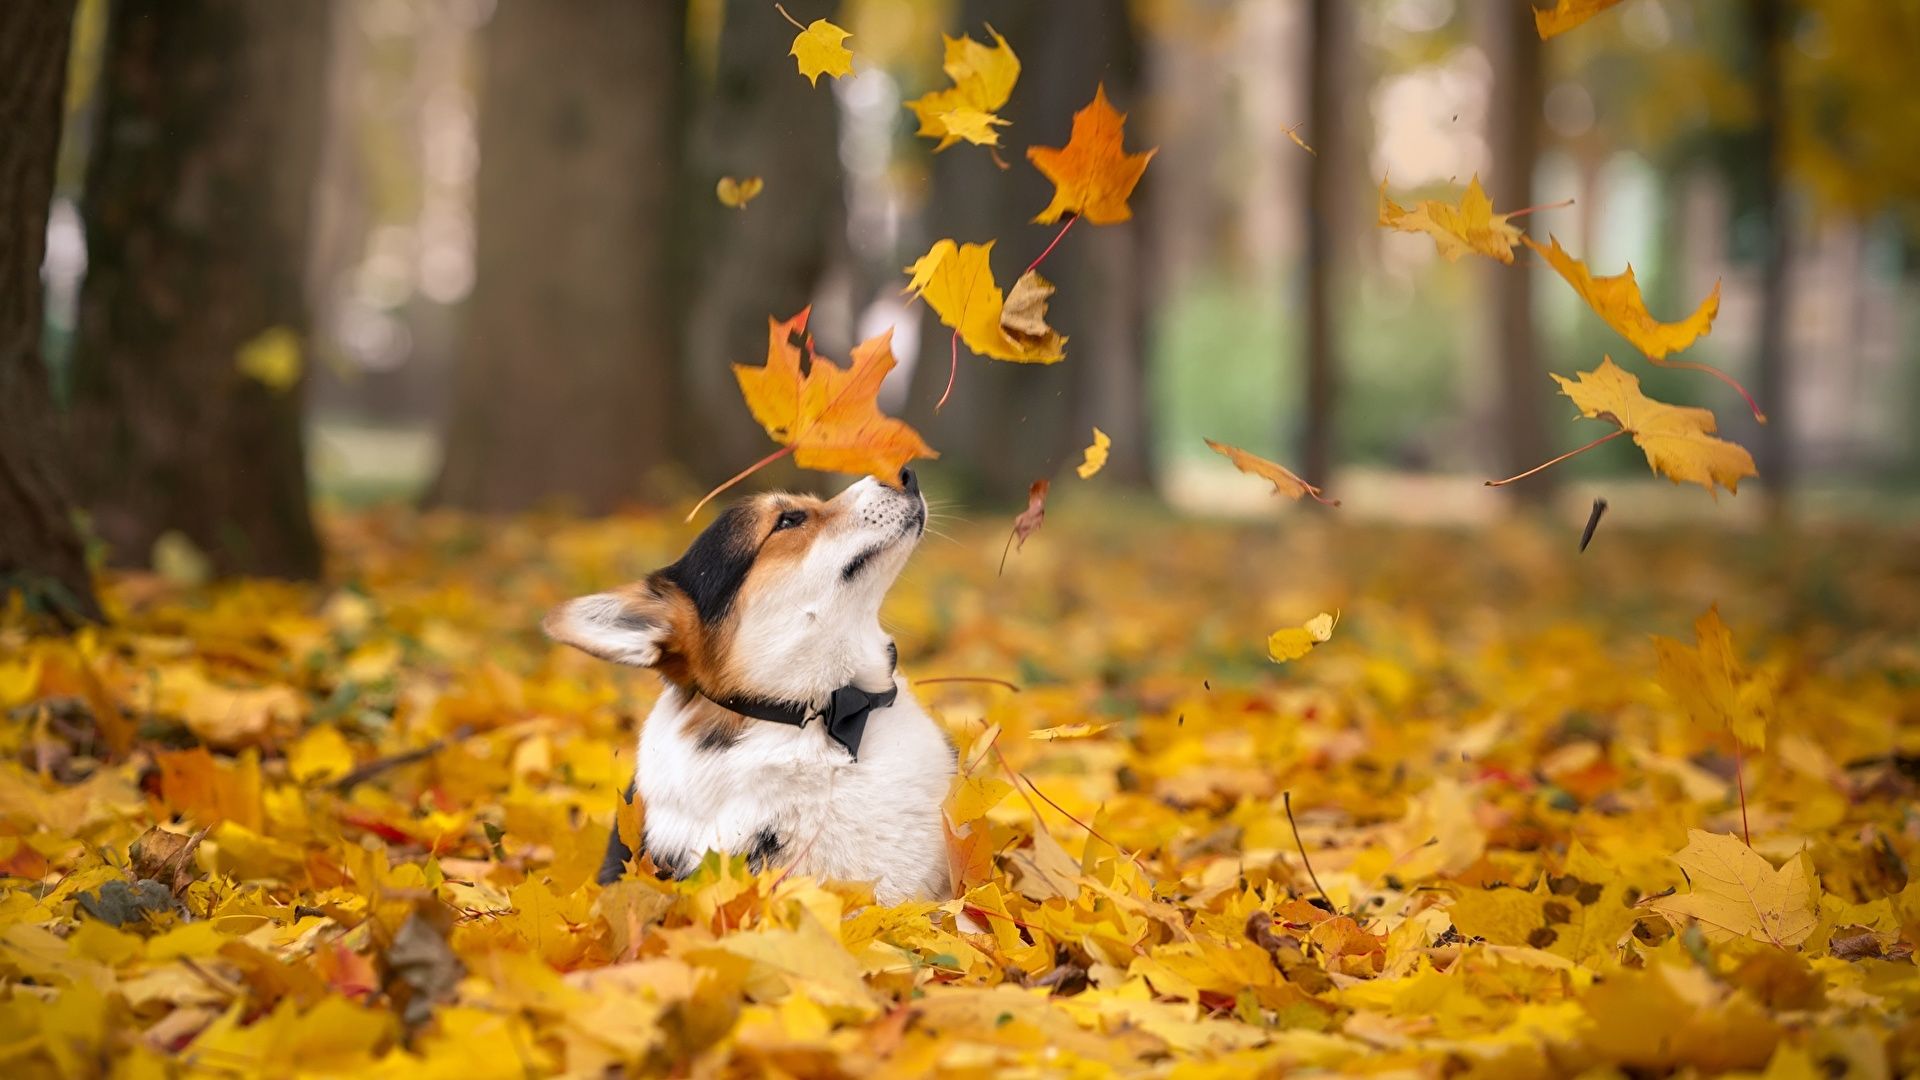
xmin=543 ymin=581 xmax=687 ymax=668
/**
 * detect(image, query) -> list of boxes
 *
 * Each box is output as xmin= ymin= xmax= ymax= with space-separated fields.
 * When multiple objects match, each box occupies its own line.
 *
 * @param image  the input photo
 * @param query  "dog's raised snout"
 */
xmin=898 ymin=467 xmax=919 ymax=495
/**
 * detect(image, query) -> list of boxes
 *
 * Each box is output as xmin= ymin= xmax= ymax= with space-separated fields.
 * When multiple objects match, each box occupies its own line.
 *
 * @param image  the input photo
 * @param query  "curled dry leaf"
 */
xmin=1268 ymin=612 xmax=1337 ymax=664
xmin=715 ymin=176 xmax=764 ymax=208
xmin=905 ymin=240 xmax=1065 ymax=364
xmin=999 ymin=479 xmax=1049 ymax=575
xmin=1027 ymin=84 xmax=1157 ymax=226
xmin=1203 ymin=438 xmax=1339 ymax=506
xmin=906 ymin=25 xmax=1019 ymax=151
xmin=1551 ymin=358 xmax=1756 ymax=497
xmin=1000 ymin=270 xmax=1057 ymax=341
xmin=1075 ymin=427 xmax=1110 ymax=480
xmin=1378 ymin=175 xmax=1523 ymax=264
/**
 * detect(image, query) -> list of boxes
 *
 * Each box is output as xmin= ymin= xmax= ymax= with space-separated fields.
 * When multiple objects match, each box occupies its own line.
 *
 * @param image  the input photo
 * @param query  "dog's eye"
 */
xmin=773 ymin=509 xmax=808 ymax=532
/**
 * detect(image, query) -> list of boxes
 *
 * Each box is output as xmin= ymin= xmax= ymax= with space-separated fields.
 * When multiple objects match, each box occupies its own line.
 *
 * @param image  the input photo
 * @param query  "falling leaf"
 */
xmin=906 ymin=26 xmax=1020 ymax=151
xmin=1551 ymin=358 xmax=1756 ymax=497
xmin=904 ymin=240 xmax=1065 ymax=363
xmin=715 ymin=176 xmax=764 ymax=208
xmin=1028 ymin=722 xmax=1114 ymax=741
xmin=1282 ymin=122 xmax=1315 ymax=156
xmin=1653 ymin=606 xmax=1772 ymax=749
xmin=1522 ymin=235 xmax=1720 ymax=362
xmin=1378 ymin=175 xmax=1523 ymax=264
xmin=999 ymin=480 xmax=1049 ymax=574
xmin=732 ymin=308 xmax=938 ymax=479
xmin=787 ymin=17 xmax=852 ymax=86
xmin=1267 ymin=612 xmax=1337 ymax=663
xmin=151 ymin=531 xmax=212 ymax=588
xmin=1027 ymin=84 xmax=1157 ymax=225
xmin=1000 ymin=270 xmax=1058 ymax=342
xmin=1645 ymin=830 xmax=1817 ymax=947
xmin=1203 ymin=438 xmax=1339 ymax=505
xmin=1534 ymin=0 xmax=1629 ymax=39
xmin=1075 ymin=428 xmax=1110 ymax=480
xmin=236 ymin=327 xmax=302 ymax=392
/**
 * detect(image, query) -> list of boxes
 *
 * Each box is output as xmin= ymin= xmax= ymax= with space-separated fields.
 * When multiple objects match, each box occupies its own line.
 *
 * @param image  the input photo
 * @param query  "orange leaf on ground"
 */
xmin=1027 ymin=84 xmax=1157 ymax=225
xmin=1203 ymin=439 xmax=1339 ymax=506
xmin=1378 ymin=175 xmax=1522 ymax=264
xmin=1534 ymin=0 xmax=1629 ymax=39
xmin=1551 ymin=358 xmax=1756 ymax=497
xmin=732 ymin=308 xmax=937 ymax=479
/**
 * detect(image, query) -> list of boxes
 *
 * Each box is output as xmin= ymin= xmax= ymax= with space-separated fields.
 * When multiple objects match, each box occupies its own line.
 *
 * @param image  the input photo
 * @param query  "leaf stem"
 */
xmin=1284 ymin=791 xmax=1333 ymax=910
xmin=1734 ymin=738 xmax=1751 ymax=848
xmin=1506 ymin=197 xmax=1575 ymax=219
xmin=1648 ymin=356 xmax=1768 ymax=423
xmin=772 ymin=3 xmax=805 ymax=32
xmin=916 ymin=676 xmax=1023 ymax=692
xmin=1484 ymin=429 xmax=1628 ymax=488
xmin=1025 ymin=214 xmax=1079 ymax=275
xmin=687 ymin=443 xmax=796 ymax=522
xmin=936 ymin=328 xmax=959 ymax=412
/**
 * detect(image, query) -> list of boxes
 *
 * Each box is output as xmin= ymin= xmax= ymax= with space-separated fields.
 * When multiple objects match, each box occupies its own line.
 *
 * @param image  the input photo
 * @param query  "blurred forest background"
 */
xmin=4 ymin=0 xmax=1918 ymax=612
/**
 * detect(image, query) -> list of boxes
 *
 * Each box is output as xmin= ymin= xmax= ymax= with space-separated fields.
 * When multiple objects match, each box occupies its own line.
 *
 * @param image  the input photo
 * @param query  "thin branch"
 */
xmin=331 ymin=730 xmax=468 ymax=793
xmin=1283 ymin=791 xmax=1332 ymax=910
xmin=1485 ymin=429 xmax=1628 ymax=488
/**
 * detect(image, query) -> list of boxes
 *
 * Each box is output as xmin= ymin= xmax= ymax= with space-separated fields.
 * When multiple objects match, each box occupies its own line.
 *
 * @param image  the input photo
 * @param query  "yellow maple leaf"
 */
xmin=1551 ymin=358 xmax=1756 ymax=497
xmin=906 ymin=25 xmax=1020 ymax=151
xmin=1645 ymin=829 xmax=1817 ymax=948
xmin=1535 ymin=0 xmax=1629 ymax=39
xmin=287 ymin=724 xmax=354 ymax=784
xmin=715 ymin=176 xmax=763 ymax=208
xmin=788 ymin=17 xmax=852 ymax=86
xmin=1523 ymin=235 xmax=1720 ymax=361
xmin=1378 ymin=175 xmax=1523 ymax=264
xmin=1028 ymin=84 xmax=1157 ymax=225
xmin=1653 ymin=605 xmax=1772 ymax=749
xmin=1447 ymin=843 xmax=1640 ymax=965
xmin=903 ymin=239 xmax=1065 ymax=364
xmin=1268 ymin=612 xmax=1337 ymax=663
xmin=1203 ymin=438 xmax=1339 ymax=505
xmin=948 ymin=775 xmax=1014 ymax=824
xmin=1076 ymin=428 xmax=1110 ymax=479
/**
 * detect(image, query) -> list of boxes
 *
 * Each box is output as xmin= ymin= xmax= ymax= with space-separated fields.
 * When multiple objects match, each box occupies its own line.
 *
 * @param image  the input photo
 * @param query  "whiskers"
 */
xmin=921 ymin=501 xmax=969 ymax=547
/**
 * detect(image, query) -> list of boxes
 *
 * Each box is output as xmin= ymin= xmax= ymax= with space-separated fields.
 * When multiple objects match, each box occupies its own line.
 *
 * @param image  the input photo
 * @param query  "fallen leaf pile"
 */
xmin=3 ymin=508 xmax=1916 ymax=1075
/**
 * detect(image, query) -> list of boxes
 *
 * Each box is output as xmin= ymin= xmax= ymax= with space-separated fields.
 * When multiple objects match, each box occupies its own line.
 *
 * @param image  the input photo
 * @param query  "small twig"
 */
xmin=1485 ymin=429 xmax=1628 ymax=488
xmin=988 ymin=738 xmax=1144 ymax=873
xmin=916 ymin=676 xmax=1022 ymax=692
xmin=1579 ymin=497 xmax=1608 ymax=552
xmin=331 ymin=731 xmax=465 ymax=793
xmin=1283 ymin=791 xmax=1332 ymax=910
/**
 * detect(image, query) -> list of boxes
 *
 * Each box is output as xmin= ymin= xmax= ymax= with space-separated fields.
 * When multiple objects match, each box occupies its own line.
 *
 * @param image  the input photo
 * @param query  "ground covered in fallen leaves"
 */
xmin=2 ymin=505 xmax=1917 ymax=1077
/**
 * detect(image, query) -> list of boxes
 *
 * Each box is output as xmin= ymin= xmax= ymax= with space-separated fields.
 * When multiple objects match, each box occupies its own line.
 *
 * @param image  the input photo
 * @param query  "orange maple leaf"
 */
xmin=1203 ymin=439 xmax=1339 ymax=506
xmin=1027 ymin=84 xmax=1157 ymax=225
xmin=693 ymin=309 xmax=936 ymax=519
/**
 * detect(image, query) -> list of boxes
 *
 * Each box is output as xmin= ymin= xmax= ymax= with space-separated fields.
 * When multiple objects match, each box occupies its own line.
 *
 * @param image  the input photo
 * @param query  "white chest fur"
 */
xmin=633 ymin=682 xmax=955 ymax=905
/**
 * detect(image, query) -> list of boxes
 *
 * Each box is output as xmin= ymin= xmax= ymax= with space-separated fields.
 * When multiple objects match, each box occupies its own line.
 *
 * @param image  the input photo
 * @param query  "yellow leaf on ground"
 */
xmin=1552 ymin=358 xmax=1756 ymax=496
xmin=715 ymin=176 xmax=763 ymax=208
xmin=906 ymin=26 xmax=1020 ymax=151
xmin=1268 ymin=612 xmax=1337 ymax=664
xmin=948 ymin=775 xmax=1014 ymax=824
xmin=1029 ymin=722 xmax=1114 ymax=741
xmin=1378 ymin=175 xmax=1522 ymax=264
xmin=1076 ymin=428 xmax=1111 ymax=479
xmin=903 ymin=240 xmax=1065 ymax=363
xmin=733 ymin=308 xmax=937 ymax=479
xmin=1203 ymin=438 xmax=1338 ymax=505
xmin=1535 ymin=0 xmax=1629 ymax=39
xmin=788 ymin=19 xmax=851 ymax=86
xmin=288 ymin=725 xmax=355 ymax=784
xmin=1653 ymin=605 xmax=1772 ymax=749
xmin=1645 ymin=829 xmax=1817 ymax=947
xmin=1524 ymin=235 xmax=1720 ymax=360
xmin=1028 ymin=84 xmax=1157 ymax=225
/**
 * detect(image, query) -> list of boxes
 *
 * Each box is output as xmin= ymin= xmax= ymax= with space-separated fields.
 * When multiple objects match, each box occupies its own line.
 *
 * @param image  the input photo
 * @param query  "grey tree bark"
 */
xmin=1486 ymin=1 xmax=1551 ymax=500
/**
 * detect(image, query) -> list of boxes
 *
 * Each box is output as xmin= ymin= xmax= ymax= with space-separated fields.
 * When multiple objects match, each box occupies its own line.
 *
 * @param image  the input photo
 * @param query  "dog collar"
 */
xmin=702 ymin=682 xmax=897 ymax=761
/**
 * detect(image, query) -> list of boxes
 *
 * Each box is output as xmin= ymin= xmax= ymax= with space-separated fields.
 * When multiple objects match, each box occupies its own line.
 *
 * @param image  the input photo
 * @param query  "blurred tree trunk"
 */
xmin=906 ymin=0 xmax=1145 ymax=498
xmin=1751 ymin=0 xmax=1792 ymax=519
xmin=1300 ymin=0 xmax=1339 ymax=486
xmin=0 ymin=1 xmax=102 ymax=626
xmin=432 ymin=0 xmax=687 ymax=513
xmin=66 ymin=0 xmax=326 ymax=578
xmin=1485 ymin=2 xmax=1550 ymax=500
xmin=683 ymin=0 xmax=846 ymax=488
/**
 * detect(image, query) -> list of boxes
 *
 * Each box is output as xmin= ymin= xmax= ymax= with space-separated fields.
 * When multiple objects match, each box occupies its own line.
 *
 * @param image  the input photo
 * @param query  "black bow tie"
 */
xmin=706 ymin=682 xmax=898 ymax=760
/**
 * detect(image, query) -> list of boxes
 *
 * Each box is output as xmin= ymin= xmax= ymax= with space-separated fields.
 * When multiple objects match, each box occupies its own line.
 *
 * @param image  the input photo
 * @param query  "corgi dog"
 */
xmin=544 ymin=468 xmax=955 ymax=905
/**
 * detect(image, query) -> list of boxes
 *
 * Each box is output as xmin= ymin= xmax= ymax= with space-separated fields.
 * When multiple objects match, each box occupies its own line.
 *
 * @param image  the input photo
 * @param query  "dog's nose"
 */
xmin=898 ymin=466 xmax=919 ymax=495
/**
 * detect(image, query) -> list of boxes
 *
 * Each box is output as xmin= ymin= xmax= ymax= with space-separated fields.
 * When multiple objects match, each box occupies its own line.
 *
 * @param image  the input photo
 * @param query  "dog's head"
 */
xmin=545 ymin=469 xmax=925 ymax=704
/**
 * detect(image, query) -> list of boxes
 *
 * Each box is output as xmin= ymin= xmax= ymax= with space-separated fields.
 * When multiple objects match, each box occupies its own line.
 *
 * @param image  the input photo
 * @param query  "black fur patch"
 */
xmin=596 ymin=783 xmax=637 ymax=886
xmin=841 ymin=544 xmax=884 ymax=581
xmin=662 ymin=504 xmax=758 ymax=624
xmin=644 ymin=831 xmax=689 ymax=880
xmin=695 ymin=724 xmax=740 ymax=752
xmin=745 ymin=827 xmax=783 ymax=871
xmin=886 ymin=639 xmax=898 ymax=673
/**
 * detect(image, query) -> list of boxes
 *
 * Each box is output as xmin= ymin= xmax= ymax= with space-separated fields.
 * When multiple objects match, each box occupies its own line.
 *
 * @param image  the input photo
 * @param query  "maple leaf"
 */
xmin=904 ymin=239 xmax=1065 ymax=364
xmin=1653 ymin=605 xmax=1772 ymax=749
xmin=1645 ymin=830 xmax=1817 ymax=948
xmin=1203 ymin=438 xmax=1339 ymax=505
xmin=714 ymin=176 xmax=763 ymax=208
xmin=1548 ymin=358 xmax=1756 ymax=497
xmin=1534 ymin=0 xmax=1629 ymax=39
xmin=999 ymin=479 xmax=1049 ymax=574
xmin=1268 ymin=612 xmax=1337 ymax=664
xmin=1522 ymin=235 xmax=1719 ymax=361
xmin=785 ymin=14 xmax=852 ymax=86
xmin=1378 ymin=175 xmax=1523 ymax=264
xmin=725 ymin=307 xmax=936 ymax=483
xmin=1027 ymin=84 xmax=1157 ymax=225
xmin=906 ymin=25 xmax=1020 ymax=151
xmin=1075 ymin=428 xmax=1110 ymax=480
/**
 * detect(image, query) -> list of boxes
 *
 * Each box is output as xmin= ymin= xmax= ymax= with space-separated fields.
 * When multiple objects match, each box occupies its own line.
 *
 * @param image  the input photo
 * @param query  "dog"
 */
xmin=544 ymin=468 xmax=955 ymax=904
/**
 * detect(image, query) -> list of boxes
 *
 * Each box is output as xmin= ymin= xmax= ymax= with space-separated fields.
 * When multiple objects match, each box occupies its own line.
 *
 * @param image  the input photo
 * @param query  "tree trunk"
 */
xmin=683 ymin=0 xmax=847 ymax=489
xmin=1751 ymin=0 xmax=1792 ymax=520
xmin=430 ymin=0 xmax=687 ymax=514
xmin=1486 ymin=1 xmax=1551 ymax=500
xmin=905 ymin=0 xmax=1144 ymax=499
xmin=66 ymin=0 xmax=327 ymax=578
xmin=1300 ymin=0 xmax=1339 ymax=487
xmin=0 ymin=1 xmax=103 ymax=626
